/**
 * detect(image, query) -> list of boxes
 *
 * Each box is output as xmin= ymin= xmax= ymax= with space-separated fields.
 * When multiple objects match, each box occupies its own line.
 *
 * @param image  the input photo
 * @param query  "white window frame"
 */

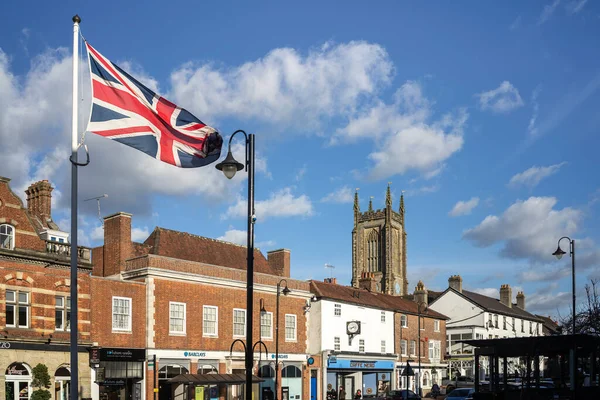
xmin=429 ymin=341 xmax=434 ymax=359
xmin=260 ymin=311 xmax=273 ymax=339
xmin=359 ymin=339 xmax=365 ymax=353
xmin=169 ymin=302 xmax=186 ymax=335
xmin=203 ymin=305 xmax=218 ymax=337
xmin=434 ymin=320 xmax=440 ymax=332
xmin=410 ymin=340 xmax=416 ymax=356
xmin=284 ymin=314 xmax=297 ymax=342
xmin=334 ymin=336 xmax=341 ymax=351
xmin=232 ymin=308 xmax=246 ymax=338
xmin=381 ymin=311 xmax=386 ymax=323
xmin=6 ymin=290 xmax=29 ymax=328
xmin=112 ymin=296 xmax=132 ymax=332
xmin=400 ymin=314 xmax=408 ymax=328
xmin=334 ymin=303 xmax=341 ymax=316
xmin=381 ymin=340 xmax=386 ymax=353
xmin=401 ymin=339 xmax=407 ymax=356
xmin=55 ymin=295 xmax=71 ymax=331
xmin=0 ymin=224 xmax=15 ymax=250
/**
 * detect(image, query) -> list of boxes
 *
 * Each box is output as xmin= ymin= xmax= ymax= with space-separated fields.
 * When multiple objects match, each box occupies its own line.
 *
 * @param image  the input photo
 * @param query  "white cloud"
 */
xmin=337 ymin=82 xmax=467 ymax=180
xmin=449 ymin=197 xmax=480 ymax=217
xmin=169 ymin=41 xmax=394 ymax=127
xmin=295 ymin=165 xmax=307 ymax=182
xmin=509 ymin=16 xmax=522 ymax=31
xmin=222 ymin=187 xmax=314 ymax=220
xmin=528 ymin=86 xmax=542 ymax=136
xmin=217 ymin=228 xmax=275 ymax=248
xmin=566 ymin=0 xmax=587 ymax=15
xmin=538 ymin=0 xmax=561 ymax=25
xmin=477 ymin=81 xmax=524 ymax=113
xmin=508 ymin=162 xmax=567 ymax=188
xmin=321 ymin=186 xmax=354 ymax=204
xmin=217 ymin=229 xmax=247 ymax=245
xmin=132 ymin=226 xmax=150 ymax=242
xmin=463 ymin=196 xmax=582 ymax=262
xmin=405 ymin=185 xmax=440 ymax=196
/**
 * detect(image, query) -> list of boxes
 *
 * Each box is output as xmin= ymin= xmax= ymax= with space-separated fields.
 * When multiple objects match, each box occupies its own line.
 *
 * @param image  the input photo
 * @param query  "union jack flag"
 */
xmin=85 ymin=43 xmax=222 ymax=168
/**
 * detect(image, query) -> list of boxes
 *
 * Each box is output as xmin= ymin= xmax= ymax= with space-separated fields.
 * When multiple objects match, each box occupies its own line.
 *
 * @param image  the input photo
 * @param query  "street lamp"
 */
xmin=552 ymin=236 xmax=576 ymax=393
xmin=417 ymin=302 xmax=427 ymax=398
xmin=216 ymin=130 xmax=255 ymax=400
xmin=275 ymin=279 xmax=291 ymax=400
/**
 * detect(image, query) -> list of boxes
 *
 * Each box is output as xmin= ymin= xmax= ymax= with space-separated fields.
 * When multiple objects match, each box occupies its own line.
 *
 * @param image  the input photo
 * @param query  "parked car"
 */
xmin=445 ymin=388 xmax=474 ymax=400
xmin=378 ymin=389 xmax=421 ymax=399
xmin=442 ymin=376 xmax=475 ymax=394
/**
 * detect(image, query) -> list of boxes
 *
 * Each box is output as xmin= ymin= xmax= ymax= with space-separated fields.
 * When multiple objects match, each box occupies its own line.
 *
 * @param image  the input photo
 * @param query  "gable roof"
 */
xmin=431 ymin=287 xmax=542 ymax=322
xmin=142 ymin=227 xmax=273 ymax=274
xmin=536 ymin=315 xmax=560 ymax=335
xmin=310 ymin=280 xmax=448 ymax=319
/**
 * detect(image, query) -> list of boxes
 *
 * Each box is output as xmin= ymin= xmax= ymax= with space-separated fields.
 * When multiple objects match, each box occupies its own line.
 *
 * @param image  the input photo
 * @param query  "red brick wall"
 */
xmin=394 ymin=313 xmax=446 ymax=364
xmin=267 ymin=249 xmax=290 ymax=278
xmin=0 ymin=179 xmax=45 ymax=252
xmin=152 ymin=278 xmax=307 ymax=355
xmin=0 ymin=260 xmax=92 ymax=342
xmin=90 ymin=277 xmax=146 ymax=348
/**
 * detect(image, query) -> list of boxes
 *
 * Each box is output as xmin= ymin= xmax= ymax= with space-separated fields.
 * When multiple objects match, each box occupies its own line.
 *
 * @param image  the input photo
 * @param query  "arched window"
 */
xmin=5 ymin=362 xmax=31 ymax=400
xmin=258 ymin=365 xmax=275 ymax=378
xmin=423 ymin=371 xmax=430 ymax=387
xmin=367 ymin=230 xmax=380 ymax=272
xmin=1 ymin=224 xmax=15 ymax=250
xmin=197 ymin=365 xmax=218 ymax=374
xmin=281 ymin=366 xmax=301 ymax=378
xmin=54 ymin=366 xmax=70 ymax=400
xmin=158 ymin=364 xmax=188 ymax=380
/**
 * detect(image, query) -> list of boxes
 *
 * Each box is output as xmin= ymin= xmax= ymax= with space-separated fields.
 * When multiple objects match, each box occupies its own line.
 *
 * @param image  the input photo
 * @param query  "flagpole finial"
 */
xmin=72 ymin=15 xmax=81 ymax=23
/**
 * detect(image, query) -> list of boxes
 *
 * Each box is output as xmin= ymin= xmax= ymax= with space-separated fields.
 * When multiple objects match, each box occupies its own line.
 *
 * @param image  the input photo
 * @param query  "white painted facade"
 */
xmin=429 ymin=288 xmax=544 ymax=378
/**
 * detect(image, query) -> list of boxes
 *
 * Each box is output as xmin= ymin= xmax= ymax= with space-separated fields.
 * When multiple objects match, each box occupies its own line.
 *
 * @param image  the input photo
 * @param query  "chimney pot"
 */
xmin=500 ymin=284 xmax=512 ymax=308
xmin=516 ymin=291 xmax=526 ymax=310
xmin=448 ymin=275 xmax=463 ymax=293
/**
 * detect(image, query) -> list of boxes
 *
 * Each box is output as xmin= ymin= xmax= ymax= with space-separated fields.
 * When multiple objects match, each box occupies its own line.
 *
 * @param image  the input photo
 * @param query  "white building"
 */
xmin=309 ymin=279 xmax=398 ymax=399
xmin=428 ymin=276 xmax=544 ymax=378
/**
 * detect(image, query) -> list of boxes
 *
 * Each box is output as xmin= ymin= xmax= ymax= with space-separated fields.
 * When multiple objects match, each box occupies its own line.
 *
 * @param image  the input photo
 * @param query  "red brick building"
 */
xmin=0 ymin=177 xmax=93 ymax=400
xmin=90 ymin=212 xmax=314 ymax=400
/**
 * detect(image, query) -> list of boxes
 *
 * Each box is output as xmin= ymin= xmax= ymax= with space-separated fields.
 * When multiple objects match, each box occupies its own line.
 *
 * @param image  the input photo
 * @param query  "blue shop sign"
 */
xmin=328 ymin=358 xmax=394 ymax=370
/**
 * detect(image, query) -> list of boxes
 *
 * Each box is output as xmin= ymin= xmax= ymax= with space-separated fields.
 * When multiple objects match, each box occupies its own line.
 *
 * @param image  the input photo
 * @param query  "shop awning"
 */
xmin=168 ymin=373 xmax=264 ymax=385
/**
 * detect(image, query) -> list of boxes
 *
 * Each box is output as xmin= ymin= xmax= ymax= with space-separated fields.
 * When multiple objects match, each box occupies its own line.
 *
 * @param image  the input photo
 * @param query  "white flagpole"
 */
xmin=70 ymin=14 xmax=81 ymax=400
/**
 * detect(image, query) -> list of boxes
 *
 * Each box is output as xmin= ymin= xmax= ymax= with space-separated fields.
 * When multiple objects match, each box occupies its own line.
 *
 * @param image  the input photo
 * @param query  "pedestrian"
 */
xmin=339 ymin=386 xmax=346 ymax=400
xmin=354 ymin=389 xmax=362 ymax=399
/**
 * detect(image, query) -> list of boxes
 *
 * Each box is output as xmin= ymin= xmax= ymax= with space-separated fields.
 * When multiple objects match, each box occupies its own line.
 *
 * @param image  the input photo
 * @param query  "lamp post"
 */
xmin=416 ymin=301 xmax=428 ymax=397
xmin=275 ymin=279 xmax=291 ymax=400
xmin=216 ymin=130 xmax=255 ymax=400
xmin=552 ymin=236 xmax=576 ymax=393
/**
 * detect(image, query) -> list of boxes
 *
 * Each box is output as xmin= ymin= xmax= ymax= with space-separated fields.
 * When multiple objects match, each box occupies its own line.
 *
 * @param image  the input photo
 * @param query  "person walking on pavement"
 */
xmin=339 ymin=386 xmax=346 ymax=400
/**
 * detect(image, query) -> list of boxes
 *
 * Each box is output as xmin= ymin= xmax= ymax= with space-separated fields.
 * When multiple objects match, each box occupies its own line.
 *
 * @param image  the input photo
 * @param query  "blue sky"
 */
xmin=1 ymin=0 xmax=599 ymax=319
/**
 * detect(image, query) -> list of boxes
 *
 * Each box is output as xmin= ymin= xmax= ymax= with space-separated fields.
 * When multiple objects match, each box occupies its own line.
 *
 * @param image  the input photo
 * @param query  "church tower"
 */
xmin=351 ymin=185 xmax=408 ymax=295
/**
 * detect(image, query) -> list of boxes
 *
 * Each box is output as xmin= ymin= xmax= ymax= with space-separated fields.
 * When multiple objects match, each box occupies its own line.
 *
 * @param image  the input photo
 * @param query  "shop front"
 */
xmin=0 ymin=340 xmax=91 ymax=400
xmin=93 ymin=348 xmax=146 ymax=400
xmin=326 ymin=357 xmax=395 ymax=399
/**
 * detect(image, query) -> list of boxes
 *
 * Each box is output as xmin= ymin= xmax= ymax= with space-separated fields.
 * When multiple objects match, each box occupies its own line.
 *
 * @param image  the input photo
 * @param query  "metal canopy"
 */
xmin=461 ymin=334 xmax=600 ymax=357
xmin=168 ymin=373 xmax=264 ymax=385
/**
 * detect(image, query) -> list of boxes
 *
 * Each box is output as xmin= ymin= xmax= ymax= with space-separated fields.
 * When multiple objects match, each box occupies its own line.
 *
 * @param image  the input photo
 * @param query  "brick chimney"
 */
xmin=324 ymin=277 xmax=337 ymax=284
xmin=448 ymin=275 xmax=463 ymax=293
xmin=500 ymin=284 xmax=512 ymax=308
xmin=101 ymin=212 xmax=133 ymax=276
xmin=414 ymin=280 xmax=428 ymax=307
xmin=516 ymin=291 xmax=525 ymax=310
xmin=267 ymin=249 xmax=290 ymax=277
xmin=25 ymin=180 xmax=53 ymax=222
xmin=358 ymin=272 xmax=379 ymax=292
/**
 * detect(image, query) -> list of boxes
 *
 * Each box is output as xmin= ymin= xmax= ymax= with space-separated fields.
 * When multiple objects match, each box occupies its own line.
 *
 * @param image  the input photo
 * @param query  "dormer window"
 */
xmin=0 ymin=224 xmax=14 ymax=250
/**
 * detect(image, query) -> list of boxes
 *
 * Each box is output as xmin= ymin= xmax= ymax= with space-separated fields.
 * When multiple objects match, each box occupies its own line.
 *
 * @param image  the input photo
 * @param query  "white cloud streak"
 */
xmin=508 ymin=162 xmax=567 ymax=188
xmin=449 ymin=197 xmax=480 ymax=217
xmin=222 ymin=187 xmax=314 ymax=220
xmin=477 ymin=81 xmax=524 ymax=113
xmin=538 ymin=0 xmax=562 ymax=25
xmin=321 ymin=186 xmax=354 ymax=204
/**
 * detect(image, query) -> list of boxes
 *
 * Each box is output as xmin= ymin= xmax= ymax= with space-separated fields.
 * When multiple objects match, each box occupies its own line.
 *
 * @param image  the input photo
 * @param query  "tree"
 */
xmin=559 ymin=279 xmax=600 ymax=336
xmin=30 ymin=364 xmax=51 ymax=400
